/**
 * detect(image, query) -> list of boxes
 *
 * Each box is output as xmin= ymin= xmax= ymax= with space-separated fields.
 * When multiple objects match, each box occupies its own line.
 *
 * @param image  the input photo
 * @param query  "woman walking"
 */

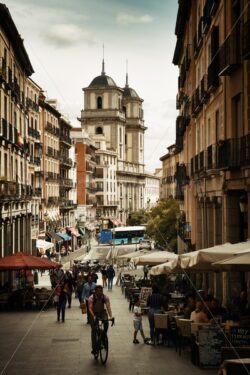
xmin=55 ymin=279 xmax=69 ymax=322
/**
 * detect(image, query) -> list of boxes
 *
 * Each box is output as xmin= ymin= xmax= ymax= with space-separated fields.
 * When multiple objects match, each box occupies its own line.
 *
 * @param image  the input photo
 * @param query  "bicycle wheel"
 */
xmin=100 ymin=333 xmax=109 ymax=364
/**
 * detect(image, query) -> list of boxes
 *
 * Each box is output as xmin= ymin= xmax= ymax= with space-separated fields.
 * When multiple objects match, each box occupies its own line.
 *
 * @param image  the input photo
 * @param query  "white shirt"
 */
xmin=134 ymin=306 xmax=142 ymax=321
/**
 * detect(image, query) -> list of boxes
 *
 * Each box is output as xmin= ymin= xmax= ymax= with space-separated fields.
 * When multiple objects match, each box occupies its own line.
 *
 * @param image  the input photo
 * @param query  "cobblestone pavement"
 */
xmin=0 ymin=272 xmax=217 ymax=375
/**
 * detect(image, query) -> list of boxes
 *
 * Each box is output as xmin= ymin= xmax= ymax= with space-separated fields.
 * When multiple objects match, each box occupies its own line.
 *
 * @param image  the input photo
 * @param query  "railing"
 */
xmin=218 ymin=30 xmax=241 ymax=76
xmin=0 ymin=57 xmax=7 ymax=82
xmin=194 ymin=17 xmax=203 ymax=57
xmin=47 ymin=196 xmax=59 ymax=205
xmin=207 ymin=55 xmax=219 ymax=91
xmin=59 ymin=156 xmax=73 ymax=167
xmin=34 ymin=187 xmax=42 ymax=197
xmin=28 ymin=127 xmax=40 ymax=140
xmin=60 ymin=133 xmax=72 ymax=145
xmin=46 ymin=172 xmax=60 ymax=181
xmin=242 ymin=19 xmax=250 ymax=59
xmin=45 ymin=122 xmax=59 ymax=136
xmin=59 ymin=178 xmax=73 ymax=188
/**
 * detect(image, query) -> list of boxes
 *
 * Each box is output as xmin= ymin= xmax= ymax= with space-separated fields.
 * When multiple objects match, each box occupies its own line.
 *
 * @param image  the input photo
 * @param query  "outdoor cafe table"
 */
xmin=218 ymin=358 xmax=250 ymax=375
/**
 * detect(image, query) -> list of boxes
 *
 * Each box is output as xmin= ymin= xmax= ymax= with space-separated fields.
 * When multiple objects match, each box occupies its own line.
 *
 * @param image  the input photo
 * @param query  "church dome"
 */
xmin=89 ymin=74 xmax=117 ymax=88
xmin=123 ymin=86 xmax=139 ymax=98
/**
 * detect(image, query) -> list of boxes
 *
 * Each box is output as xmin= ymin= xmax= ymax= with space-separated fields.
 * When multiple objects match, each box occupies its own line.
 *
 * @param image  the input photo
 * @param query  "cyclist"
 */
xmin=88 ymin=285 xmax=113 ymax=355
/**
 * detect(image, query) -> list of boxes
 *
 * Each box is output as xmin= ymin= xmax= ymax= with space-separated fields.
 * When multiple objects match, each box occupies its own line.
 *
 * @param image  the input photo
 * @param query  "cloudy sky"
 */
xmin=5 ymin=0 xmax=178 ymax=172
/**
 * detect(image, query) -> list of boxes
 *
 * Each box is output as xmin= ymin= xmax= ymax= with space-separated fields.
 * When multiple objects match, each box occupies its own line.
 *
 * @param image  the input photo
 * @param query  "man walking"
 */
xmin=106 ymin=265 xmax=115 ymax=291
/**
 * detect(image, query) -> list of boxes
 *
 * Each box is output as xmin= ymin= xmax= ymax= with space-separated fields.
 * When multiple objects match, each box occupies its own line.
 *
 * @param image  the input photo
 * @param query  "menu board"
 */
xmin=139 ymin=287 xmax=152 ymax=307
xmin=230 ymin=327 xmax=250 ymax=346
xmin=199 ymin=326 xmax=224 ymax=368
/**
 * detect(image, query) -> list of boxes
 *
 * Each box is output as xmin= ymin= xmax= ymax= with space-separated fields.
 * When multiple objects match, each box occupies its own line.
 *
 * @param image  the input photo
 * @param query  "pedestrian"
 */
xmin=81 ymin=275 xmax=96 ymax=323
xmin=133 ymin=297 xmax=146 ymax=344
xmin=65 ymin=270 xmax=75 ymax=308
xmin=143 ymin=264 xmax=149 ymax=280
xmin=106 ymin=264 xmax=115 ymax=291
xmin=91 ymin=271 xmax=98 ymax=284
xmin=101 ymin=266 xmax=107 ymax=288
xmin=146 ymin=285 xmax=165 ymax=345
xmin=55 ymin=279 xmax=69 ymax=322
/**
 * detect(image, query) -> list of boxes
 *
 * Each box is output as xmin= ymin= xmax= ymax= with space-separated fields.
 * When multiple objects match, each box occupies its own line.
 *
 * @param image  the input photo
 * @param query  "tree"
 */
xmin=146 ymin=199 xmax=180 ymax=253
xmin=126 ymin=209 xmax=150 ymax=226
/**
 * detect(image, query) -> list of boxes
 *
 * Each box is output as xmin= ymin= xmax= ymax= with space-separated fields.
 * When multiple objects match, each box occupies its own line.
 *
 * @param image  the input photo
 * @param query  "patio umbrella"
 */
xmin=212 ymin=251 xmax=250 ymax=271
xmin=0 ymin=252 xmax=62 ymax=270
xmin=150 ymin=258 xmax=180 ymax=276
xmin=133 ymin=251 xmax=178 ymax=266
xmin=179 ymin=241 xmax=250 ymax=271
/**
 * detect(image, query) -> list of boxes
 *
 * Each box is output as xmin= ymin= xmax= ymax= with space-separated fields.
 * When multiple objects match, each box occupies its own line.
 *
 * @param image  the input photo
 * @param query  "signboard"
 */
xmin=139 ymin=287 xmax=152 ymax=307
xmin=199 ymin=326 xmax=224 ymax=369
xmin=230 ymin=327 xmax=250 ymax=346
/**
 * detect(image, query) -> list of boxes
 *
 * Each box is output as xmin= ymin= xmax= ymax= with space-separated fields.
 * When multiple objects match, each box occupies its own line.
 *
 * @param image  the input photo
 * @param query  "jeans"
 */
xmin=108 ymin=278 xmax=114 ymax=290
xmin=57 ymin=298 xmax=67 ymax=321
xmin=90 ymin=312 xmax=109 ymax=352
xmin=148 ymin=307 xmax=161 ymax=341
xmin=67 ymin=292 xmax=72 ymax=307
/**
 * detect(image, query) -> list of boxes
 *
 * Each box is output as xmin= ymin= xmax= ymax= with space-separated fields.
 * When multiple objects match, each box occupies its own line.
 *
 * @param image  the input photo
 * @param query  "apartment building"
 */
xmin=172 ymin=0 xmax=250 ymax=296
xmin=59 ymin=115 xmax=75 ymax=228
xmin=26 ymin=78 xmax=42 ymax=248
xmin=0 ymin=4 xmax=34 ymax=256
xmin=144 ymin=173 xmax=160 ymax=210
xmin=173 ymin=0 xmax=250 ymax=252
xmin=39 ymin=94 xmax=61 ymax=234
xmin=71 ymin=128 xmax=97 ymax=231
xmin=160 ymin=144 xmax=179 ymax=200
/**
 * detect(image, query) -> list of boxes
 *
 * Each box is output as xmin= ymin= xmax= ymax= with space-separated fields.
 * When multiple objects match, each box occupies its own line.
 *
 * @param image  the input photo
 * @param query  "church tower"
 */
xmin=122 ymin=72 xmax=146 ymax=173
xmin=81 ymin=59 xmax=125 ymax=161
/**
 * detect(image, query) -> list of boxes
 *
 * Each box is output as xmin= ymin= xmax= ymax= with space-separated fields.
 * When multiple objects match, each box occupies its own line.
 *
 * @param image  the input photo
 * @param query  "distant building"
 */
xmin=144 ymin=172 xmax=160 ymax=210
xmin=80 ymin=61 xmax=147 ymax=226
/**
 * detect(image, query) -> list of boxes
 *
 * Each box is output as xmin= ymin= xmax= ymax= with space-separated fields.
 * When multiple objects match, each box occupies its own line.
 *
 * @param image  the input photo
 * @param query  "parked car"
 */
xmin=138 ymin=240 xmax=152 ymax=250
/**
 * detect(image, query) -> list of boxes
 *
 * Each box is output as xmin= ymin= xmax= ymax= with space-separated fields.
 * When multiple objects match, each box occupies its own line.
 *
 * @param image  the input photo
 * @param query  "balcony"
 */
xmin=194 ymin=17 xmax=203 ymax=58
xmin=242 ymin=19 xmax=250 ymax=59
xmin=200 ymin=75 xmax=210 ymax=103
xmin=34 ymin=187 xmax=42 ymax=197
xmin=46 ymin=172 xmax=59 ymax=181
xmin=0 ymin=181 xmax=17 ymax=200
xmin=0 ymin=57 xmax=7 ymax=82
xmin=192 ymin=151 xmax=205 ymax=174
xmin=218 ymin=31 xmax=241 ymax=76
xmin=59 ymin=178 xmax=73 ymax=188
xmin=217 ymin=138 xmax=242 ymax=169
xmin=47 ymin=196 xmax=59 ymax=205
xmin=203 ymin=0 xmax=220 ymax=34
xmin=59 ymin=199 xmax=76 ymax=210
xmin=207 ymin=55 xmax=220 ymax=92
xmin=60 ymin=133 xmax=72 ymax=146
xmin=191 ymin=87 xmax=202 ymax=116
xmin=28 ymin=127 xmax=40 ymax=140
xmin=60 ymin=156 xmax=73 ymax=167
xmin=206 ymin=144 xmax=218 ymax=170
xmin=45 ymin=122 xmax=59 ymax=136
xmin=46 ymin=147 xmax=59 ymax=159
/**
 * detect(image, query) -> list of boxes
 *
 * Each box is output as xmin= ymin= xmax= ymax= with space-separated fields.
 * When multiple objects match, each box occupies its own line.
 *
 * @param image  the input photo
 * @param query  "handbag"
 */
xmin=80 ymin=301 xmax=87 ymax=314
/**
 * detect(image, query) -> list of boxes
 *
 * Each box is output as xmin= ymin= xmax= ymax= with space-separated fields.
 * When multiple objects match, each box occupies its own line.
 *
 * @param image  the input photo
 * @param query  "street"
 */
xmin=0 ymin=271 xmax=217 ymax=375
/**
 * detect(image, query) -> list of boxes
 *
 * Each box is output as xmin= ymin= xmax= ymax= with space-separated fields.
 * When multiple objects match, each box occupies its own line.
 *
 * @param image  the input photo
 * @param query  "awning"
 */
xmin=46 ymin=231 xmax=63 ymax=243
xmin=85 ymin=223 xmax=96 ymax=231
xmin=56 ymin=232 xmax=72 ymax=241
xmin=78 ymin=227 xmax=85 ymax=236
xmin=109 ymin=218 xmax=122 ymax=227
xmin=133 ymin=251 xmax=178 ymax=266
xmin=179 ymin=240 xmax=250 ymax=271
xmin=212 ymin=251 xmax=250 ymax=271
xmin=36 ymin=240 xmax=54 ymax=252
xmin=67 ymin=227 xmax=80 ymax=237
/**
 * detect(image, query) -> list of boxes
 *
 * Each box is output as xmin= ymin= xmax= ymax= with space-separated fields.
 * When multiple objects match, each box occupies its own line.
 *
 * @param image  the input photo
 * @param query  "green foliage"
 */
xmin=146 ymin=199 xmax=180 ymax=253
xmin=127 ymin=209 xmax=150 ymax=226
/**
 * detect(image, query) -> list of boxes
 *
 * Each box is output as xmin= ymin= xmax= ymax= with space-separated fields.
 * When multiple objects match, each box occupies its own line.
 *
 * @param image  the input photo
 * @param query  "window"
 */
xmin=232 ymin=94 xmax=242 ymax=138
xmin=215 ymin=110 xmax=219 ymax=142
xmin=95 ymin=127 xmax=103 ymax=135
xmin=97 ymin=96 xmax=102 ymax=109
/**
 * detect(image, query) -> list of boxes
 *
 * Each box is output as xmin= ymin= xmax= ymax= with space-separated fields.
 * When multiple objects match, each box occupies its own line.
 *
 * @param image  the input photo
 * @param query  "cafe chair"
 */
xmin=175 ymin=318 xmax=192 ymax=356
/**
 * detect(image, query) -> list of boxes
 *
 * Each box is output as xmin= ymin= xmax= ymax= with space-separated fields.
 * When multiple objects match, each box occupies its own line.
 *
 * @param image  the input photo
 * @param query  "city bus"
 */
xmin=112 ymin=226 xmax=145 ymax=245
xmin=100 ymin=226 xmax=146 ymax=245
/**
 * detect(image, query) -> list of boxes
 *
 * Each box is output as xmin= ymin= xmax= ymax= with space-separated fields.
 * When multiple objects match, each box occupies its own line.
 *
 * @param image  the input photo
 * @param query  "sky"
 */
xmin=5 ymin=0 xmax=179 ymax=172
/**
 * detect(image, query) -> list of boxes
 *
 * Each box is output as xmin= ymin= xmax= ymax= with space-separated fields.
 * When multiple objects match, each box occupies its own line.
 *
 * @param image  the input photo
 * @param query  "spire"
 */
xmin=125 ymin=59 xmax=129 ymax=87
xmin=101 ymin=44 xmax=106 ymax=76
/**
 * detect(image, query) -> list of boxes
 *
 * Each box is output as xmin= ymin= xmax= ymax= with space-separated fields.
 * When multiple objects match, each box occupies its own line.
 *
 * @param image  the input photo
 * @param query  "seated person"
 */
xmin=190 ymin=301 xmax=209 ymax=323
xmin=233 ymin=290 xmax=249 ymax=315
xmin=182 ymin=295 xmax=196 ymax=318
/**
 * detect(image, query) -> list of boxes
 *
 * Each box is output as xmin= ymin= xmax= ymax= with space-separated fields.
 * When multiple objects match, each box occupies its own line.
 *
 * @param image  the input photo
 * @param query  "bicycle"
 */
xmin=93 ymin=317 xmax=115 ymax=364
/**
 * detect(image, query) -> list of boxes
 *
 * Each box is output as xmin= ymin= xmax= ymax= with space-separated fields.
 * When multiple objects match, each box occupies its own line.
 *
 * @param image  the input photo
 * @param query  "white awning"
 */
xmin=133 ymin=251 xmax=178 ymax=266
xmin=36 ymin=239 xmax=54 ymax=254
xmin=179 ymin=241 xmax=250 ymax=271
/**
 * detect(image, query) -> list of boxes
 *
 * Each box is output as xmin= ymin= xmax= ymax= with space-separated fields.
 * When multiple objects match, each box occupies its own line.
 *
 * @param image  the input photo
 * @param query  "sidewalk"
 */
xmin=0 ymin=281 xmax=217 ymax=375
